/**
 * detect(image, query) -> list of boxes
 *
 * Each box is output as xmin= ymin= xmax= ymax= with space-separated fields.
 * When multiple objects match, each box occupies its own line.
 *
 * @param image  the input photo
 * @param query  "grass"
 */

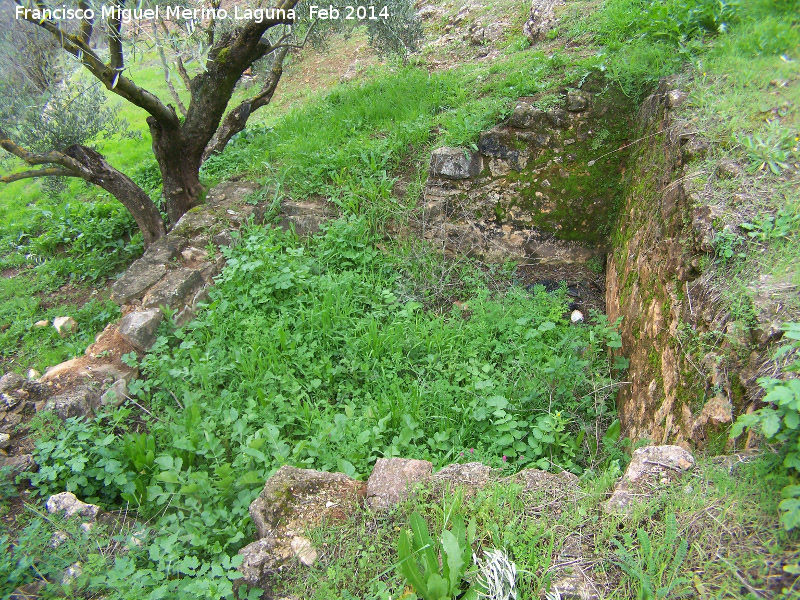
xmin=1 ymin=0 xmax=799 ymax=597
xmin=268 ymin=457 xmax=798 ymax=599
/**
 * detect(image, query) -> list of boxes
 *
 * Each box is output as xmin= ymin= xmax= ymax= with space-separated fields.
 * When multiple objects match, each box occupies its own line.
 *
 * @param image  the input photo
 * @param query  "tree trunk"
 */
xmin=65 ymin=145 xmax=167 ymax=248
xmin=147 ymin=116 xmax=205 ymax=227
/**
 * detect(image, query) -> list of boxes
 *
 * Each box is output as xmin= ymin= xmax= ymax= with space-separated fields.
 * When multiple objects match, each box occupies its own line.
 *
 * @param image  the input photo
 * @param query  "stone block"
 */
xmin=142 ymin=268 xmax=203 ymax=310
xmin=366 ymin=458 xmax=432 ymax=509
xmin=117 ymin=308 xmax=163 ymax=352
xmin=429 ymin=147 xmax=482 ymax=180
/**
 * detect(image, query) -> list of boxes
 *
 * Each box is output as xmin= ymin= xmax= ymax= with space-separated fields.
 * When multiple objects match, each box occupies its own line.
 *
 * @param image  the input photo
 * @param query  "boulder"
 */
xmin=171 ymin=208 xmax=218 ymax=239
xmin=566 ymin=90 xmax=590 ymax=112
xmin=665 ymin=90 xmax=688 ymax=109
xmin=429 ymin=147 xmax=482 ymax=180
xmin=140 ymin=235 xmax=188 ymax=265
xmin=0 ymin=454 xmax=35 ymax=478
xmin=604 ymin=445 xmax=695 ymax=514
xmin=241 ymin=466 xmax=365 ymax=588
xmin=46 ymin=491 xmax=100 ymax=522
xmin=278 ymin=201 xmax=335 ymax=237
xmin=366 ymin=457 xmax=432 ymax=510
xmin=0 ymin=372 xmax=25 ymax=394
xmin=478 ymin=128 xmax=522 ymax=169
xmin=508 ymin=102 xmax=547 ymax=130
xmin=52 ymin=316 xmax=78 ymax=337
xmin=249 ymin=465 xmax=364 ymax=539
xmin=141 ymin=268 xmax=203 ymax=311
xmin=523 ymin=0 xmax=564 ymax=42
xmin=117 ymin=308 xmax=163 ymax=353
xmin=101 ymin=379 xmax=128 ymax=407
xmin=44 ymin=386 xmax=100 ymax=420
xmin=110 ymin=260 xmax=167 ymax=304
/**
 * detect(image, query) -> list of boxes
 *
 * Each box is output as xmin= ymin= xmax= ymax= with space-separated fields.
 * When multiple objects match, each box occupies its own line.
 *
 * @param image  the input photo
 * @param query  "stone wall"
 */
xmin=606 ymin=78 xmax=777 ymax=448
xmin=420 ymin=78 xmax=634 ymax=265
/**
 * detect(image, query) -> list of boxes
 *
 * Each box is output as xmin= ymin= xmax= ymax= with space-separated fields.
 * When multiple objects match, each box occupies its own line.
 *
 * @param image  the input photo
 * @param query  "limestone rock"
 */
xmin=101 ymin=379 xmax=128 ymax=407
xmin=665 ymin=90 xmax=688 ymax=109
xmin=566 ymin=91 xmax=590 ymax=112
xmin=290 ymin=536 xmax=318 ymax=566
xmin=0 ymin=432 xmax=10 ymax=449
xmin=181 ymin=246 xmax=208 ymax=262
xmin=46 ymin=491 xmax=100 ymax=522
xmin=140 ymin=235 xmax=188 ymax=265
xmin=110 ymin=260 xmax=167 ymax=304
xmin=53 ymin=316 xmax=78 ymax=337
xmin=142 ymin=268 xmax=203 ymax=310
xmin=279 ymin=201 xmax=335 ymax=237
xmin=33 ymin=319 xmax=49 ymax=328
xmin=478 ymin=128 xmax=522 ymax=168
xmin=27 ymin=369 xmax=41 ymax=380
xmin=571 ymin=309 xmax=584 ymax=323
xmin=0 ymin=372 xmax=25 ymax=394
xmin=238 ymin=538 xmax=281 ymax=589
xmin=429 ymin=147 xmax=482 ymax=180
xmin=716 ymin=159 xmax=744 ymax=180
xmin=242 ymin=466 xmax=364 ymax=588
xmin=0 ymin=454 xmax=35 ymax=478
xmin=44 ymin=386 xmax=100 ymax=420
xmin=508 ymin=102 xmax=547 ymax=130
xmin=171 ymin=208 xmax=217 ymax=239
xmin=693 ymin=395 xmax=733 ymax=442
xmin=212 ymin=230 xmax=234 ymax=247
xmin=250 ymin=465 xmax=365 ymax=539
xmin=604 ymin=445 xmax=695 ymax=514
xmin=60 ymin=562 xmax=83 ymax=588
xmin=366 ymin=457 xmax=432 ymax=509
xmin=523 ymin=0 xmax=564 ymax=42
xmin=117 ymin=308 xmax=163 ymax=353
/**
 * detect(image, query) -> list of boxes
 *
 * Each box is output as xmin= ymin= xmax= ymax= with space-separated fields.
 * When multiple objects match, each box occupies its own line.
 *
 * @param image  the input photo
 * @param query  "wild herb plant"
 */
xmin=612 ymin=513 xmax=690 ymax=599
xmin=397 ymin=510 xmax=478 ymax=600
xmin=732 ymin=322 xmax=800 ymax=530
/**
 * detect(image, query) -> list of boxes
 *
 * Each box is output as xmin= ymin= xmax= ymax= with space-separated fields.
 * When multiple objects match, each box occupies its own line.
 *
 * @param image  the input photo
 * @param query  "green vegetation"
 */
xmin=1 ymin=0 xmax=799 ymax=598
xmin=733 ymin=323 xmax=800 ymax=531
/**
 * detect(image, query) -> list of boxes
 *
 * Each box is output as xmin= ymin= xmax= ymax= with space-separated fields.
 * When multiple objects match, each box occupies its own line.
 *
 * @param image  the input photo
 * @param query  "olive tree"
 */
xmin=0 ymin=0 xmax=422 ymax=247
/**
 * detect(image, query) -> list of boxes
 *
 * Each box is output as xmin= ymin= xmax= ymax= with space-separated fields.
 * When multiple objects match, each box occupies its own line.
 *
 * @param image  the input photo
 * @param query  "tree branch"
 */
xmin=201 ymin=46 xmax=289 ymax=162
xmin=0 ymin=167 xmax=80 ymax=183
xmin=77 ymin=0 xmax=94 ymax=44
xmin=107 ymin=1 xmax=124 ymax=71
xmin=154 ymin=21 xmax=187 ymax=117
xmin=0 ymin=129 xmax=91 ymax=176
xmin=14 ymin=1 xmax=179 ymax=128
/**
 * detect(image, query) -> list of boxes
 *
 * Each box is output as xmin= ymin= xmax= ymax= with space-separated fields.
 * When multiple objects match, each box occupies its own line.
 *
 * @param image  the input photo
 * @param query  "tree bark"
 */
xmin=147 ymin=117 xmax=204 ymax=226
xmin=64 ymin=145 xmax=167 ymax=248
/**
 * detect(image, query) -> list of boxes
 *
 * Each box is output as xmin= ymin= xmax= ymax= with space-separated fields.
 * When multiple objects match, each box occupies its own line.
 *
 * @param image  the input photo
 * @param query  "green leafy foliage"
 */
xmin=397 ymin=510 xmax=478 ymax=600
xmin=731 ymin=322 xmax=800 ymax=530
xmin=612 ymin=513 xmax=690 ymax=599
xmin=736 ymin=121 xmax=799 ymax=175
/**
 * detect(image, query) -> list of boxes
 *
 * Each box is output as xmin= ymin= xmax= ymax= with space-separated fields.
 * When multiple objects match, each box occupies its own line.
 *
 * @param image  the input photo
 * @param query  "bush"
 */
xmin=731 ymin=323 xmax=800 ymax=530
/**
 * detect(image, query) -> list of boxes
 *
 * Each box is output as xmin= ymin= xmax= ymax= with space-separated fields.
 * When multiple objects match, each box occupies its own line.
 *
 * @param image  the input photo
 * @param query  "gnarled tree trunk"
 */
xmin=65 ymin=145 xmax=167 ymax=248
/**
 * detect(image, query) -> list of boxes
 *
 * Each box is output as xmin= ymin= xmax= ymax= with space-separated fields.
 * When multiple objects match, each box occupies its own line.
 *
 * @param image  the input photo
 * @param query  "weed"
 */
xmin=736 ymin=121 xmax=800 ymax=175
xmin=612 ymin=513 xmax=690 ymax=599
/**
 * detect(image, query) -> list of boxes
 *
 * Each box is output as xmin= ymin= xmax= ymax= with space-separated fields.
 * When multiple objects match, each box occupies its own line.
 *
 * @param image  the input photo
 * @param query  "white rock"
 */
xmin=33 ymin=320 xmax=49 ymax=328
xmin=101 ymin=379 xmax=128 ymax=407
xmin=60 ymin=562 xmax=82 ymax=587
xmin=570 ymin=310 xmax=584 ymax=323
xmin=0 ymin=433 xmax=10 ymax=449
xmin=290 ymin=536 xmax=318 ymax=566
xmin=52 ymin=316 xmax=78 ymax=337
xmin=46 ymin=492 xmax=100 ymax=522
xmin=27 ymin=368 xmax=41 ymax=380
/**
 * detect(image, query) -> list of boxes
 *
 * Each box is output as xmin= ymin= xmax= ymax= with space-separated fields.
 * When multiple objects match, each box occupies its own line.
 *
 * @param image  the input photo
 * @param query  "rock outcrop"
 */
xmin=419 ymin=77 xmax=634 ymax=265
